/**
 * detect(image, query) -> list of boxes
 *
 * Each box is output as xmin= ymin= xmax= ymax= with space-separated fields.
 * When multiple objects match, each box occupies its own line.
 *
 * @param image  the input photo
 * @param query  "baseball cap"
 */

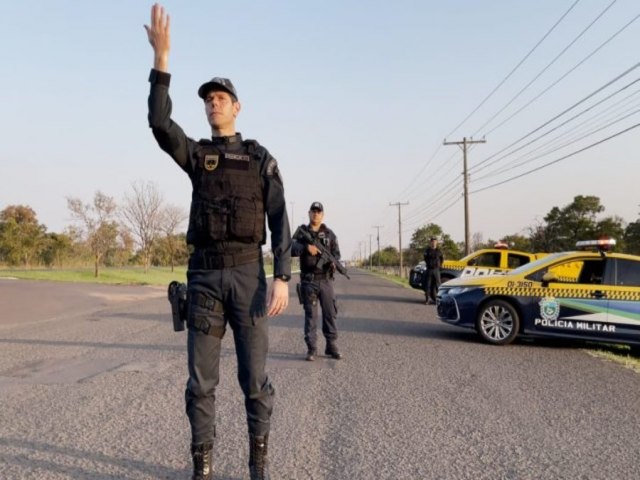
xmin=198 ymin=77 xmax=238 ymax=101
xmin=430 ymin=237 xmax=438 ymax=241
xmin=309 ymin=201 xmax=324 ymax=212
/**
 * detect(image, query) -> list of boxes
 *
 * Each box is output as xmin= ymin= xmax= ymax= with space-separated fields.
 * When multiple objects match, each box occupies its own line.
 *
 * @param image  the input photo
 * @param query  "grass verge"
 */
xmin=0 ymin=267 xmax=188 ymax=286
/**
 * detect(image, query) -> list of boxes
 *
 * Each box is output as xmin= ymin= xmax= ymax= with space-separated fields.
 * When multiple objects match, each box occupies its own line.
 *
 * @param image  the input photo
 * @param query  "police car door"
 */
xmin=461 ymin=251 xmax=502 ymax=277
xmin=543 ymin=258 xmax=614 ymax=337
xmin=605 ymin=258 xmax=640 ymax=344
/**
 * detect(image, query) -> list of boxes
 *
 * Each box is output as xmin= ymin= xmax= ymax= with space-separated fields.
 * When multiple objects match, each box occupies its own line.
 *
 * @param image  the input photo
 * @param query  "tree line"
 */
xmin=2 ymin=192 xmax=639 ymax=275
xmin=365 ymin=195 xmax=640 ymax=268
xmin=0 ymin=181 xmax=188 ymax=276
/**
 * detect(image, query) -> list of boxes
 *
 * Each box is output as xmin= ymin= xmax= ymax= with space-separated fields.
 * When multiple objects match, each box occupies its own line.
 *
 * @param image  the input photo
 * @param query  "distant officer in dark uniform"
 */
xmin=292 ymin=202 xmax=342 ymax=361
xmin=423 ymin=237 xmax=444 ymax=305
xmin=145 ymin=5 xmax=290 ymax=480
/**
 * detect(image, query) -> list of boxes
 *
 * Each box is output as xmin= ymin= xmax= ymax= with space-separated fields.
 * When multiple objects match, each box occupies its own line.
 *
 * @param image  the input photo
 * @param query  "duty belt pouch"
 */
xmin=296 ymin=283 xmax=303 ymax=304
xmin=188 ymin=292 xmax=226 ymax=338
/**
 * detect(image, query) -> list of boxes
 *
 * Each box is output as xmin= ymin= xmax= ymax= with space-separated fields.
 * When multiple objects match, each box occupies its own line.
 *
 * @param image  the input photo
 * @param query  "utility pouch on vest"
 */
xmin=167 ymin=281 xmax=187 ymax=332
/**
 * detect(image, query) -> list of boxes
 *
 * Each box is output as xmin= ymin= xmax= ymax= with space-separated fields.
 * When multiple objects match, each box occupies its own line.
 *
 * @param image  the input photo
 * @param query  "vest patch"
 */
xmin=204 ymin=155 xmax=219 ymax=171
xmin=225 ymin=153 xmax=250 ymax=161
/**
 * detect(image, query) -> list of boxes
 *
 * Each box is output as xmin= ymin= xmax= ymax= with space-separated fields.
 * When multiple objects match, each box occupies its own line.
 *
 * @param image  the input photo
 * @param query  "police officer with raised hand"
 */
xmin=292 ymin=202 xmax=343 ymax=361
xmin=145 ymin=4 xmax=290 ymax=479
xmin=423 ymin=236 xmax=444 ymax=305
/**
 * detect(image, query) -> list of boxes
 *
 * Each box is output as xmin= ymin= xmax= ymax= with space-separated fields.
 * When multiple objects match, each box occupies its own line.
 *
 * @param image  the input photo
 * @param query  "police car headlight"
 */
xmin=446 ymin=287 xmax=473 ymax=295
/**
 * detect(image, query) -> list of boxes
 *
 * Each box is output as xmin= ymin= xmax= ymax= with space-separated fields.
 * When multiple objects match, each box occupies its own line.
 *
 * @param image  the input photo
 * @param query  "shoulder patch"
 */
xmin=266 ymin=158 xmax=278 ymax=176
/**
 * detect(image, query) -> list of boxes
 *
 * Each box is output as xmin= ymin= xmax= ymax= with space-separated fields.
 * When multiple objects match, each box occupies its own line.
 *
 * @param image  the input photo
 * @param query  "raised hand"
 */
xmin=144 ymin=3 xmax=170 ymax=71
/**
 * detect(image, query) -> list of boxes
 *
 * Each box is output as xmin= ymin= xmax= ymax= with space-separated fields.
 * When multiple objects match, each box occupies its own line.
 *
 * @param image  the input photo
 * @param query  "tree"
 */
xmin=159 ymin=203 xmax=188 ymax=271
xmin=409 ymin=224 xmax=443 ymax=251
xmin=370 ymin=246 xmax=399 ymax=267
xmin=40 ymin=232 xmax=74 ymax=268
xmin=153 ymin=233 xmax=189 ymax=267
xmin=501 ymin=233 xmax=532 ymax=252
xmin=67 ymin=191 xmax=119 ymax=277
xmin=539 ymin=195 xmax=605 ymax=251
xmin=0 ymin=205 xmax=46 ymax=267
xmin=120 ymin=180 xmax=164 ymax=273
xmin=595 ymin=216 xmax=626 ymax=251
xmin=624 ymin=220 xmax=640 ymax=255
xmin=408 ymin=223 xmax=461 ymax=262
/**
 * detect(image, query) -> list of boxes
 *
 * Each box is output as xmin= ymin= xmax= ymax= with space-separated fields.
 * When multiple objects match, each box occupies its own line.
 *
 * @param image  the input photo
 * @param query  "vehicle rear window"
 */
xmin=508 ymin=254 xmax=530 ymax=269
xmin=612 ymin=259 xmax=640 ymax=286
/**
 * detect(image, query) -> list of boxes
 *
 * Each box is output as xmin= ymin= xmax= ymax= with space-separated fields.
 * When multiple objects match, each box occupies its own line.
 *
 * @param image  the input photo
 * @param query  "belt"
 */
xmin=189 ymin=248 xmax=260 ymax=270
xmin=302 ymin=272 xmax=329 ymax=281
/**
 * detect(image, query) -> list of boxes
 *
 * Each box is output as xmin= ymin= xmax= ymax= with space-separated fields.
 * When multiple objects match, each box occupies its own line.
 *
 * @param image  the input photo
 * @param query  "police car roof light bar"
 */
xmin=575 ymin=238 xmax=616 ymax=251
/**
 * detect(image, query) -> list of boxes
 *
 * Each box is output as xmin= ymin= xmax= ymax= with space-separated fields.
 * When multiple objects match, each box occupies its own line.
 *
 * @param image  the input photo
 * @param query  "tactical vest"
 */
xmin=187 ymin=140 xmax=265 ymax=246
xmin=300 ymin=225 xmax=333 ymax=273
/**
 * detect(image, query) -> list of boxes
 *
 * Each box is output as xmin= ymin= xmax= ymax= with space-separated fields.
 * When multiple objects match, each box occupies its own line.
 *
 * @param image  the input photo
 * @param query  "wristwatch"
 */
xmin=274 ymin=274 xmax=291 ymax=282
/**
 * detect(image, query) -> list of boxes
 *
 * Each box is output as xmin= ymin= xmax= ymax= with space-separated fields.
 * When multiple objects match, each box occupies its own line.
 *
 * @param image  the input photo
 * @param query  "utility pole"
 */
xmin=368 ymin=234 xmax=373 ymax=270
xmin=443 ymin=137 xmax=486 ymax=256
xmin=389 ymin=202 xmax=409 ymax=278
xmin=372 ymin=225 xmax=383 ymax=268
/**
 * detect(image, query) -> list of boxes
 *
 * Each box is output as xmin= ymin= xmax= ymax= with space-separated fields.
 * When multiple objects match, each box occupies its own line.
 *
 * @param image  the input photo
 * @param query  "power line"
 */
xmin=482 ymin=11 xmax=640 ymax=137
xmin=478 ymin=96 xmax=640 ymax=180
xmin=471 ymin=62 xmax=640 ymax=173
xmin=445 ymin=0 xmax=581 ymax=139
xmin=471 ymin=122 xmax=640 ymax=194
xmin=475 ymin=106 xmax=640 ymax=182
xmin=471 ymin=0 xmax=618 ymax=137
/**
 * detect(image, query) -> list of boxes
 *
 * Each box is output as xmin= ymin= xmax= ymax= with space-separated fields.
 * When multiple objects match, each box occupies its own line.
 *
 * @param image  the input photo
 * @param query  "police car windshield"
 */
xmin=507 ymin=253 xmax=566 ymax=276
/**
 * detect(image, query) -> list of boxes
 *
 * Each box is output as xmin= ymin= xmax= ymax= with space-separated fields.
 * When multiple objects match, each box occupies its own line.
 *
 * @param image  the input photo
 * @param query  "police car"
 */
xmin=436 ymin=239 xmax=640 ymax=349
xmin=409 ymin=243 xmax=542 ymax=289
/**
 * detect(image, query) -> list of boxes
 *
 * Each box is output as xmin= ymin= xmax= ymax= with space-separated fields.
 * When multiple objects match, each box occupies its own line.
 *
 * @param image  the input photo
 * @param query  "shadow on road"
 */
xmin=0 ymin=337 xmax=195 ymax=354
xmin=336 ymin=293 xmax=421 ymax=304
xmin=0 ymin=437 xmax=202 ymax=480
xmin=270 ymin=312 xmax=479 ymax=345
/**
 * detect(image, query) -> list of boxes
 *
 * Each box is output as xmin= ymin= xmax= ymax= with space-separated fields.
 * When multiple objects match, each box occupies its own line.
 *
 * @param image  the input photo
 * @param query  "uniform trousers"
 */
xmin=423 ymin=268 xmax=441 ymax=302
xmin=185 ymin=258 xmax=274 ymax=444
xmin=301 ymin=277 xmax=338 ymax=350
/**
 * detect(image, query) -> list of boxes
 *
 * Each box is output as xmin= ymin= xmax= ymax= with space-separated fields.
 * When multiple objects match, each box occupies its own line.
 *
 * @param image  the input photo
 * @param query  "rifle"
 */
xmin=297 ymin=228 xmax=350 ymax=279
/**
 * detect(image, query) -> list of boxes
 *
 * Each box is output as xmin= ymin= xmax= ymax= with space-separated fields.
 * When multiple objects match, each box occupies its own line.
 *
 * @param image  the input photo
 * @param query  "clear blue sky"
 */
xmin=2 ymin=0 xmax=639 ymax=260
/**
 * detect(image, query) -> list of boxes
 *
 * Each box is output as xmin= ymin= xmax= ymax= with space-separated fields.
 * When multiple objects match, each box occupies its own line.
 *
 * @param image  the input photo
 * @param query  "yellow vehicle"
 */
xmin=437 ymin=239 xmax=640 ymax=349
xmin=409 ymin=243 xmax=545 ymax=289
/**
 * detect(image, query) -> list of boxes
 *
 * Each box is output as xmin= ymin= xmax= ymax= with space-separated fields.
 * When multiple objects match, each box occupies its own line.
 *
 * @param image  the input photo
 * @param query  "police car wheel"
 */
xmin=476 ymin=299 xmax=519 ymax=345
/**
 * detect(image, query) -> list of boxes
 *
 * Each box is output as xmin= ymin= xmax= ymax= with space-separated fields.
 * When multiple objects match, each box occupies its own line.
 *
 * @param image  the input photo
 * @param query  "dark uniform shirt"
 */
xmin=147 ymin=69 xmax=291 ymax=278
xmin=424 ymin=247 xmax=444 ymax=269
xmin=291 ymin=224 xmax=340 ymax=275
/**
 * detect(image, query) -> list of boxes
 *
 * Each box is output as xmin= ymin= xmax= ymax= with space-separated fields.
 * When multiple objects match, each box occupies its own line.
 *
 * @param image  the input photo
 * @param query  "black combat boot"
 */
xmin=191 ymin=443 xmax=213 ymax=480
xmin=305 ymin=348 xmax=316 ymax=361
xmin=249 ymin=433 xmax=270 ymax=480
xmin=325 ymin=342 xmax=342 ymax=360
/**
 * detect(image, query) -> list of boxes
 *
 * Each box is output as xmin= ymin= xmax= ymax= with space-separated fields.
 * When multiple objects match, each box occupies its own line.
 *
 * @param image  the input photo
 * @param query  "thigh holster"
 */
xmin=188 ymin=292 xmax=226 ymax=338
xmin=301 ymin=281 xmax=319 ymax=307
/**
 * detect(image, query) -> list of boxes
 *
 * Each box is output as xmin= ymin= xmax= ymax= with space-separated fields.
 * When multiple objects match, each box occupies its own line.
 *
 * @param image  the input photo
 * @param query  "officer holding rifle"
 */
xmin=292 ymin=202 xmax=345 ymax=361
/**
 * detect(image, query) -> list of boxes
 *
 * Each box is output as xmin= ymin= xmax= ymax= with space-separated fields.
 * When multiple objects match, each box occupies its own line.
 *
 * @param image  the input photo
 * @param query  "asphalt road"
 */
xmin=0 ymin=272 xmax=638 ymax=480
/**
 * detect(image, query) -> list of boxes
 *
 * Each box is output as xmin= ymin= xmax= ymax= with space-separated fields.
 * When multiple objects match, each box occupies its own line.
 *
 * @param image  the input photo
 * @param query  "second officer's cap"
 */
xmin=198 ymin=77 xmax=238 ymax=101
xmin=309 ymin=202 xmax=324 ymax=212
